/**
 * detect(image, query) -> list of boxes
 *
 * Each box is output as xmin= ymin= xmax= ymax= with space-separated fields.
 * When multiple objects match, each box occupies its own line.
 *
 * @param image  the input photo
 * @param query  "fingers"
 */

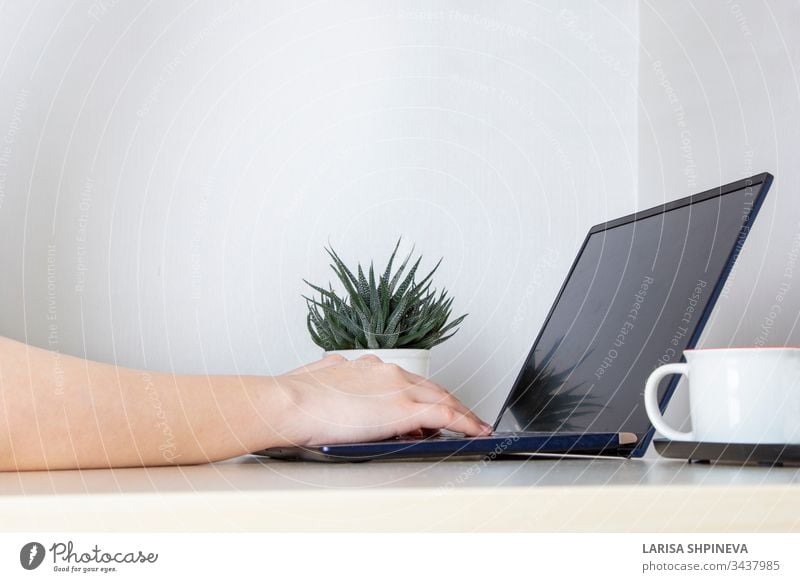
xmin=400 ymin=371 xmax=490 ymax=428
xmin=402 ymin=370 xmax=462 ymax=403
xmin=413 ymin=403 xmax=492 ymax=437
xmin=358 ymin=359 xmax=490 ymax=431
xmin=285 ymin=354 xmax=347 ymax=375
xmin=409 ymin=385 xmax=487 ymax=427
xmin=289 ymin=354 xmax=490 ymax=438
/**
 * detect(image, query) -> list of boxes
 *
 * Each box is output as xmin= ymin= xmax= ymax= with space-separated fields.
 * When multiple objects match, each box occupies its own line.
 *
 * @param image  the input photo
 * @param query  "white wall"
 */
xmin=638 ymin=1 xmax=800 ymax=436
xmin=0 ymin=0 xmax=638 ymax=421
xmin=11 ymin=1 xmax=794 ymax=443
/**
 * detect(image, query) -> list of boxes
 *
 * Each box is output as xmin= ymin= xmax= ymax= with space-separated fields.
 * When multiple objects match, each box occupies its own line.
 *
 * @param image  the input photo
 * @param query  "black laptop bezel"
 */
xmin=492 ymin=172 xmax=774 ymax=458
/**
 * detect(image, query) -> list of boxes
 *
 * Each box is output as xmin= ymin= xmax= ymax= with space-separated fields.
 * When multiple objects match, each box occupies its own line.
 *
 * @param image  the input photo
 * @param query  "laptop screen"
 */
xmin=495 ymin=176 xmax=771 ymax=438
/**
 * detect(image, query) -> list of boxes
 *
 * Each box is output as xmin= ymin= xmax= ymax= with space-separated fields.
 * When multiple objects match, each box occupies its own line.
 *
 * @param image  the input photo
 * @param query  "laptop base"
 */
xmin=256 ymin=431 xmax=638 ymax=463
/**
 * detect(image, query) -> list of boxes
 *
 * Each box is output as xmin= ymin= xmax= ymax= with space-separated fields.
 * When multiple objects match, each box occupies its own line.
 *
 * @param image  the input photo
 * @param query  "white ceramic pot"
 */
xmin=324 ymin=348 xmax=431 ymax=378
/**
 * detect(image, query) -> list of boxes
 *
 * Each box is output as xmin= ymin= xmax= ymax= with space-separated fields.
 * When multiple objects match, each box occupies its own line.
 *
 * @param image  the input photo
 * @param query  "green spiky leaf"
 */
xmin=303 ymin=238 xmax=467 ymax=350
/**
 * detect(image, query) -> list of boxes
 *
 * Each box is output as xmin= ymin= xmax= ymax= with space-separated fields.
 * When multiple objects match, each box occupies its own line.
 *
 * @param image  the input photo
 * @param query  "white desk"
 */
xmin=1 ymin=455 xmax=799 ymax=532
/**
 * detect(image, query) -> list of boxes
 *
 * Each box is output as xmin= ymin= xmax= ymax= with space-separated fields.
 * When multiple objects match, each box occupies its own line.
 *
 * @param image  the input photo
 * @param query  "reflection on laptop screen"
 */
xmin=495 ymin=180 xmax=767 ymax=436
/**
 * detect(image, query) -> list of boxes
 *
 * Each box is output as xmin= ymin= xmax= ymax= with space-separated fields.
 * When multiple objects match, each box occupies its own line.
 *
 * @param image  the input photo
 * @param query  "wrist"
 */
xmin=252 ymin=375 xmax=305 ymax=449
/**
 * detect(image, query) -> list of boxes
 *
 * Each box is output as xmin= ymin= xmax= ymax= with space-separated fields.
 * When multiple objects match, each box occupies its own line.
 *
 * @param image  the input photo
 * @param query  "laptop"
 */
xmin=259 ymin=172 xmax=774 ymax=462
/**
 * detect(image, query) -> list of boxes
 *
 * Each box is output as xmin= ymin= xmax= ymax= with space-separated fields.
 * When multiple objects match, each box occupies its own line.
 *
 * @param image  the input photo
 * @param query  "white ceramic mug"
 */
xmin=644 ymin=348 xmax=800 ymax=443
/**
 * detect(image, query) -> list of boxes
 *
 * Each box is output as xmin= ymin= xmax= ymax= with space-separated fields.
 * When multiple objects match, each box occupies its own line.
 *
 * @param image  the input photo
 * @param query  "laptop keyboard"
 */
xmin=389 ymin=430 xmax=593 ymax=442
xmin=390 ymin=431 xmax=518 ymax=442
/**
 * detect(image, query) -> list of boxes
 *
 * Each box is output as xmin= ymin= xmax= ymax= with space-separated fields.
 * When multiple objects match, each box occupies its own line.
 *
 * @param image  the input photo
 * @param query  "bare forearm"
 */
xmin=0 ymin=336 xmax=490 ymax=471
xmin=0 ymin=336 xmax=289 ymax=471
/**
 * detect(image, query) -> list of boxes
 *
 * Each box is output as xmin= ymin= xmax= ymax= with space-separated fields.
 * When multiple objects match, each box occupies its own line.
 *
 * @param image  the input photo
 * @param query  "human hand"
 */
xmin=272 ymin=354 xmax=492 ymax=447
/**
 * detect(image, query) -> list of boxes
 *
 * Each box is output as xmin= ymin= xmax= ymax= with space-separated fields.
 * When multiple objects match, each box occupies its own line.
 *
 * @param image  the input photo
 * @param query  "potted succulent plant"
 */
xmin=303 ymin=239 xmax=467 ymax=377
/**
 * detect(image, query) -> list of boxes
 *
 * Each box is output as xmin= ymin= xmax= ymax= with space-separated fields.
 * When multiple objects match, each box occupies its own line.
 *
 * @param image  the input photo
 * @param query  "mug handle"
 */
xmin=644 ymin=363 xmax=693 ymax=441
